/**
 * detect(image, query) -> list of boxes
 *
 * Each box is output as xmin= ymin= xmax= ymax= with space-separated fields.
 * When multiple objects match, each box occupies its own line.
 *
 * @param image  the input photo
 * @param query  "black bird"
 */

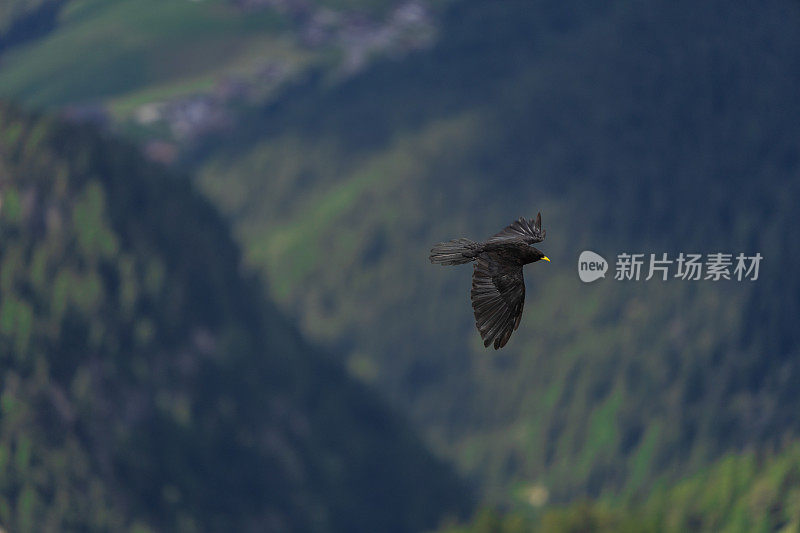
xmin=429 ymin=213 xmax=550 ymax=349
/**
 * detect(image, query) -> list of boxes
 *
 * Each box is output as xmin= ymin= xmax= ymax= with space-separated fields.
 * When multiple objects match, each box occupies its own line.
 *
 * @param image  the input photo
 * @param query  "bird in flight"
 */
xmin=429 ymin=213 xmax=549 ymax=349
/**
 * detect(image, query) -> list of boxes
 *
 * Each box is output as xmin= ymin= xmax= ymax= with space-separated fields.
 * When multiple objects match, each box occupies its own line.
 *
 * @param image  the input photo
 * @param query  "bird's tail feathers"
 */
xmin=429 ymin=238 xmax=481 ymax=265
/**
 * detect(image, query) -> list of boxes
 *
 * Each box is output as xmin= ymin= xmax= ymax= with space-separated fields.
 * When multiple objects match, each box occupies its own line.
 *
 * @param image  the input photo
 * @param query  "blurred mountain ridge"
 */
xmin=0 ymin=102 xmax=470 ymax=532
xmin=188 ymin=0 xmax=800 ymax=504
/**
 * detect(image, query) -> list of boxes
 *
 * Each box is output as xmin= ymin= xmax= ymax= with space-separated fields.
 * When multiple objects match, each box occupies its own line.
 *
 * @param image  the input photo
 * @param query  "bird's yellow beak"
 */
xmin=542 ymin=256 xmax=550 ymax=262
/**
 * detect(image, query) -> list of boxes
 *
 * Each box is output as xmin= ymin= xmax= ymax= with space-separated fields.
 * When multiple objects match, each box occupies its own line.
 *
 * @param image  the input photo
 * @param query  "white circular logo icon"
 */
xmin=578 ymin=251 xmax=608 ymax=282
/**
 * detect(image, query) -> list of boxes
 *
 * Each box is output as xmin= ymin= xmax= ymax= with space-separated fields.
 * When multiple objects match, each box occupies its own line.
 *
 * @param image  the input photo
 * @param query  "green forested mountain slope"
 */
xmin=444 ymin=444 xmax=800 ymax=532
xmin=190 ymin=0 xmax=800 ymax=503
xmin=0 ymin=103 xmax=469 ymax=532
xmin=2 ymin=0 xmax=800 ymax=515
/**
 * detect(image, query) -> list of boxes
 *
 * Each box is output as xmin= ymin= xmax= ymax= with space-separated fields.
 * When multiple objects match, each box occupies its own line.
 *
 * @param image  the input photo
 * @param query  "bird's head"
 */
xmin=531 ymin=246 xmax=550 ymax=263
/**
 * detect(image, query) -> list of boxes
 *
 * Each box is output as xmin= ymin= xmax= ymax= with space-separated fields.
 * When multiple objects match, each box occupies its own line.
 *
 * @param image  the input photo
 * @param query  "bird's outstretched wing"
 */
xmin=487 ymin=212 xmax=545 ymax=244
xmin=471 ymin=254 xmax=526 ymax=349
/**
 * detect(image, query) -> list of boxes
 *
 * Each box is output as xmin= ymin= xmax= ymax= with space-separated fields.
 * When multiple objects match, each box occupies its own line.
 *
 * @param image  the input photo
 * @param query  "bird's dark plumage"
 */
xmin=429 ymin=213 xmax=549 ymax=349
